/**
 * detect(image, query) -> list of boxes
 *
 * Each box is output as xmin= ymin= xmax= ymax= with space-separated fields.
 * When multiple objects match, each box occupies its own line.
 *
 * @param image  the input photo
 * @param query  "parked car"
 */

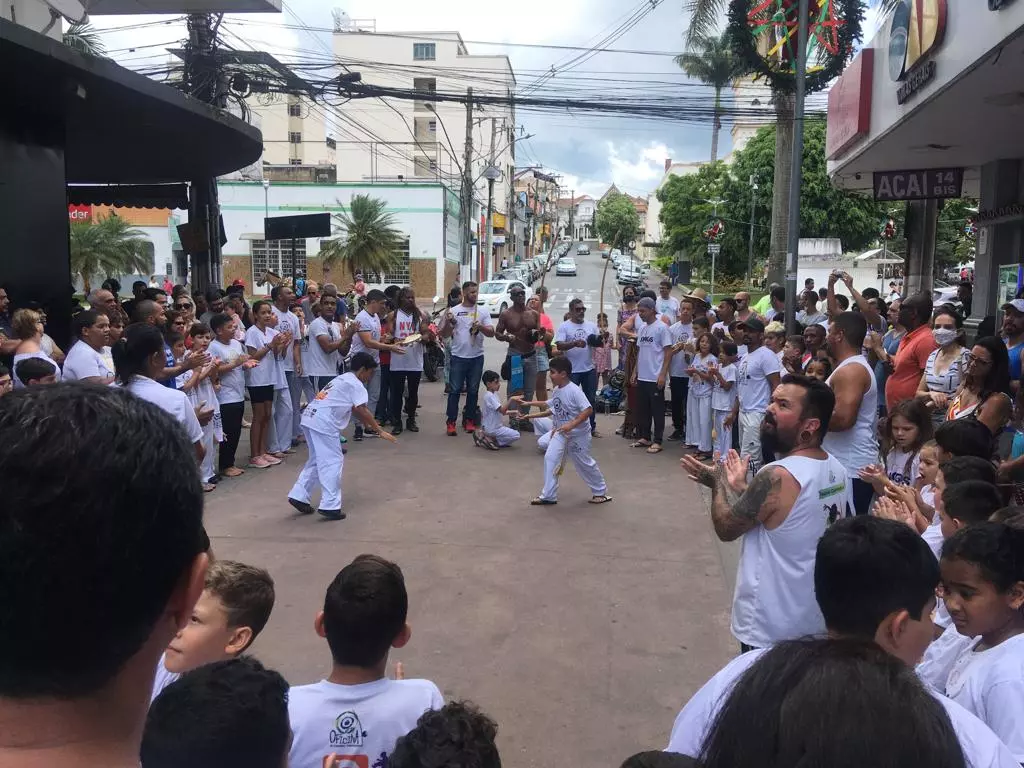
xmin=933 ymin=279 xmax=961 ymax=307
xmin=617 ymin=263 xmax=643 ymax=285
xmin=556 ymin=257 xmax=578 ymax=276
xmin=477 ymin=280 xmax=533 ymax=316
xmin=577 ymin=244 xmax=590 ymax=255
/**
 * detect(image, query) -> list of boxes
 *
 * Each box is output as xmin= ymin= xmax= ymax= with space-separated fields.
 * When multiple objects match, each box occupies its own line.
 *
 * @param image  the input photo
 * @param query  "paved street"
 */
xmin=203 ymin=251 xmax=736 ymax=767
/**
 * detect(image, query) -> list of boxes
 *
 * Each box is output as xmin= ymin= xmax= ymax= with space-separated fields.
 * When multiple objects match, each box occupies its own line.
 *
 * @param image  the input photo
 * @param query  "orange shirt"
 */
xmin=885 ymin=324 xmax=937 ymax=410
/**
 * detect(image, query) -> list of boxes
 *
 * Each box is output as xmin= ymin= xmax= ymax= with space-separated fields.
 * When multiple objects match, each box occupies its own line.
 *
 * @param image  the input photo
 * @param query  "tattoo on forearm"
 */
xmin=732 ymin=470 xmax=779 ymax=521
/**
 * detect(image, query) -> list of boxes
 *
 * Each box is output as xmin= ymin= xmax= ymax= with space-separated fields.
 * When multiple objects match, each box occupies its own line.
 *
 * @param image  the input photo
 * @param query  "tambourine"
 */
xmin=400 ymin=333 xmax=423 ymax=346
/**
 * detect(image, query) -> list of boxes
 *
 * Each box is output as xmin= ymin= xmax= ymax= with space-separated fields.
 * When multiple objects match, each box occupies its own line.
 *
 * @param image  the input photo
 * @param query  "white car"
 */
xmin=476 ymin=280 xmax=532 ymax=317
xmin=617 ymin=265 xmax=643 ymax=285
xmin=556 ymin=258 xmax=577 ymax=276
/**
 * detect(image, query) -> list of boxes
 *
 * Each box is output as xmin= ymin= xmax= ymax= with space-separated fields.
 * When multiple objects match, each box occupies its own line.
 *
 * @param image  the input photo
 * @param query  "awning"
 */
xmin=855 ymin=247 xmax=903 ymax=264
xmin=2 ymin=18 xmax=263 ymax=184
xmin=67 ymin=183 xmax=189 ymax=209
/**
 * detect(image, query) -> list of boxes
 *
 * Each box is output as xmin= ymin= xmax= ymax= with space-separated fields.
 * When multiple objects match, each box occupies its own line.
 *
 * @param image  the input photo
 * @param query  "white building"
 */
xmin=248 ymin=94 xmax=336 ymax=168
xmin=645 ymin=159 xmax=703 ymax=248
xmin=726 ymin=76 xmax=775 ymax=160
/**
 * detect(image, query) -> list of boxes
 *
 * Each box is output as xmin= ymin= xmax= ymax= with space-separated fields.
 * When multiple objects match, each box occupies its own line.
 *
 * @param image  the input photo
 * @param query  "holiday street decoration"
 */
xmin=728 ymin=0 xmax=864 ymax=93
xmin=880 ymin=217 xmax=897 ymax=239
xmin=703 ymin=219 xmax=726 ymax=241
xmin=964 ymin=218 xmax=976 ymax=238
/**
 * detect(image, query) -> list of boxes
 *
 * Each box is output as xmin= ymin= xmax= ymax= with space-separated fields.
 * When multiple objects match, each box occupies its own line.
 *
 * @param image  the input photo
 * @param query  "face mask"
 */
xmin=933 ymin=328 xmax=958 ymax=347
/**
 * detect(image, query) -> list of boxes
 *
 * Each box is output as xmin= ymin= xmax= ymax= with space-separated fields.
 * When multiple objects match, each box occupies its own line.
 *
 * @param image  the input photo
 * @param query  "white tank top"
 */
xmin=731 ymin=453 xmax=852 ymax=648
xmin=389 ymin=309 xmax=424 ymax=372
xmin=821 ymin=354 xmax=879 ymax=473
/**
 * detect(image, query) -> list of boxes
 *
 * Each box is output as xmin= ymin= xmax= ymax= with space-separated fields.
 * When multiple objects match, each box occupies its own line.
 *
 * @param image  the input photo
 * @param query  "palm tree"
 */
xmin=70 ymin=213 xmax=153 ymax=294
xmin=63 ymin=20 xmax=106 ymax=57
xmin=675 ymin=33 xmax=747 ymax=163
xmin=319 ymin=195 xmax=406 ymax=281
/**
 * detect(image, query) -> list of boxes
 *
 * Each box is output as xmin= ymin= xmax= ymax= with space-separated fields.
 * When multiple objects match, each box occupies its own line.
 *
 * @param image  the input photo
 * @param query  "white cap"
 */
xmin=1001 ymin=299 xmax=1024 ymax=314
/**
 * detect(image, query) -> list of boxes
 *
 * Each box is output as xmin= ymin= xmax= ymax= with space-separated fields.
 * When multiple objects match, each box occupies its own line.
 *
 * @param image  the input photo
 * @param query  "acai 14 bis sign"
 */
xmin=873 ymin=168 xmax=963 ymax=201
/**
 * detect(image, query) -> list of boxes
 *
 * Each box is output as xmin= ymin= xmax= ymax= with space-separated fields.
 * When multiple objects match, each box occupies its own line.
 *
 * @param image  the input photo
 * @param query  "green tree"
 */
xmin=319 ymin=195 xmax=406 ymax=279
xmin=675 ymin=33 xmax=747 ymax=163
xmin=63 ymin=20 xmax=106 ymax=57
xmin=594 ymin=192 xmax=640 ymax=252
xmin=70 ymin=214 xmax=153 ymax=294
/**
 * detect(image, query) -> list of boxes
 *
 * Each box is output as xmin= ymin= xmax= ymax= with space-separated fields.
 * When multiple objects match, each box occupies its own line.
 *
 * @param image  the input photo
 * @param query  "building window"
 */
xmin=428 ymin=120 xmax=437 ymax=133
xmin=326 ymin=137 xmax=336 ymax=149
xmin=412 ymin=42 xmax=436 ymax=61
xmin=413 ymin=77 xmax=436 ymax=111
xmin=289 ymin=159 xmax=303 ymax=165
xmin=288 ymin=132 xmax=302 ymax=144
xmin=251 ymin=239 xmax=308 ymax=285
xmin=362 ymin=239 xmax=410 ymax=284
xmin=288 ymin=103 xmax=302 ymax=117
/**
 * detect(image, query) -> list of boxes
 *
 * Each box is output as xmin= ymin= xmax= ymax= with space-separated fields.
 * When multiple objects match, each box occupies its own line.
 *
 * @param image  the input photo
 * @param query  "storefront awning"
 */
xmin=67 ymin=183 xmax=189 ymax=209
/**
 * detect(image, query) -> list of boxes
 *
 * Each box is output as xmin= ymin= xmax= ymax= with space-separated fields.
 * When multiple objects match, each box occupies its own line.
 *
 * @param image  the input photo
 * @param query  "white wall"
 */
xmin=247 ymin=96 xmax=334 ymax=167
xmin=646 ymin=163 xmax=701 ymax=246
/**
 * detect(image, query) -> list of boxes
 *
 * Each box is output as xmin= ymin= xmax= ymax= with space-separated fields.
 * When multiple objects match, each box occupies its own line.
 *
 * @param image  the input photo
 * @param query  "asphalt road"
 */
xmin=202 ymin=250 xmax=737 ymax=767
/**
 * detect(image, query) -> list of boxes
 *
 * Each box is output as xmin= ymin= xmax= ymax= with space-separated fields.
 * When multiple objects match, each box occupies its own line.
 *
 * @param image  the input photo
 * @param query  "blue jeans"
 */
xmin=447 ymin=355 xmax=484 ymax=423
xmin=570 ymin=368 xmax=598 ymax=432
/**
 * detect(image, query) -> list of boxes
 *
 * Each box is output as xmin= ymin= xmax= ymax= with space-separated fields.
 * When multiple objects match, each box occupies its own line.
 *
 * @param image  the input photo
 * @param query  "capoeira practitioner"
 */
xmin=475 ymin=369 xmax=522 ymax=450
xmin=514 ymin=356 xmax=612 ymax=505
xmin=286 ymin=352 xmax=395 ymax=520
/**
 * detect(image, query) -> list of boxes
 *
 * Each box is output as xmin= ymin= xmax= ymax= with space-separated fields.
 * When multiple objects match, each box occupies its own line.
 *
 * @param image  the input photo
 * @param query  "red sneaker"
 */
xmin=464 ymin=419 xmax=477 ymax=433
xmin=446 ymin=421 xmax=457 ymax=436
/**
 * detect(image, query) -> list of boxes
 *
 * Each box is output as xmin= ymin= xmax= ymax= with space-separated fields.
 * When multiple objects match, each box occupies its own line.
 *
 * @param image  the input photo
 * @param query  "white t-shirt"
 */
xmin=918 ymin=631 xmax=1024 ymax=762
xmin=11 ymin=350 xmax=62 ymax=388
xmin=736 ymin=345 xmax=781 ymax=412
xmin=886 ymin=448 xmax=921 ymax=487
xmin=304 ymin=317 xmax=341 ymax=378
xmin=548 ymin=381 xmax=593 ymax=439
xmin=181 ymin=367 xmax=222 ymax=440
xmin=301 ymin=371 xmax=368 ymax=437
xmin=555 ymin=320 xmax=599 ymax=373
xmin=712 ymin=362 xmax=738 ymax=412
xmin=390 ymin=309 xmax=424 ymax=372
xmin=62 ymin=341 xmax=113 ymax=381
xmin=244 ymin=325 xmax=279 ymax=388
xmin=689 ymin=353 xmax=716 ymax=398
xmin=350 ymin=309 xmax=383 ymax=362
xmin=712 ymin=321 xmax=730 ymax=336
xmin=669 ymin=646 xmax=1021 ymax=768
xmin=797 ymin=309 xmax=829 ymax=328
xmin=288 ymin=678 xmax=444 ymax=768
xmin=669 ymin=322 xmax=693 ymax=378
xmin=125 ymin=375 xmax=203 ymax=444
xmin=482 ymin=390 xmax=504 ymax=435
xmin=656 ymin=295 xmax=680 ymax=321
xmin=272 ymin=306 xmax=302 ymax=372
xmin=150 ymin=653 xmax=180 ymax=703
xmin=446 ymin=303 xmax=491 ymax=359
xmin=634 ymin=315 xmax=673 ymax=383
xmin=208 ymin=339 xmax=247 ymax=404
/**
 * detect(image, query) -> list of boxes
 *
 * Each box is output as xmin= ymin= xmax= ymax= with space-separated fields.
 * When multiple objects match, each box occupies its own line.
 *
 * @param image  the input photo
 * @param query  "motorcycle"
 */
xmin=423 ymin=323 xmax=445 ymax=382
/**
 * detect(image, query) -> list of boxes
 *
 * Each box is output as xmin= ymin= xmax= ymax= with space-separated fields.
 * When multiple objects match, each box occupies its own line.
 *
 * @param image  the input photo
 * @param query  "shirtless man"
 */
xmin=735 ymin=291 xmax=758 ymax=324
xmin=496 ymin=285 xmax=541 ymax=424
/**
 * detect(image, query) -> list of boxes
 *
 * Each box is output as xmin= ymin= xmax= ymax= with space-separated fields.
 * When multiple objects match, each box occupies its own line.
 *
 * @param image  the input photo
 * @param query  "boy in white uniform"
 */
xmin=475 ymin=370 xmax=522 ymax=450
xmin=180 ymin=323 xmax=223 ymax=488
xmin=709 ymin=341 xmax=739 ymax=462
xmin=287 ymin=352 xmax=395 ymax=520
xmin=515 ymin=356 xmax=612 ymax=505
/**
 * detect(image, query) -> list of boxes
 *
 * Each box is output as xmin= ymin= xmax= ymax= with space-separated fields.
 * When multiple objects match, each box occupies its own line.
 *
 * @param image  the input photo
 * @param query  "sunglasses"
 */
xmin=175 ymin=303 xmax=193 ymax=310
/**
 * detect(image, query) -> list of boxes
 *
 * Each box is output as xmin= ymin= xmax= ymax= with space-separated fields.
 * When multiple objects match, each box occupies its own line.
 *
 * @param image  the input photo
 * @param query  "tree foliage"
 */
xmin=675 ymin=33 xmax=747 ymax=162
xmin=70 ymin=214 xmax=153 ymax=294
xmin=594 ymin=192 xmax=640 ymax=252
xmin=319 ymin=195 xmax=407 ymax=279
xmin=63 ymin=21 xmax=106 ymax=57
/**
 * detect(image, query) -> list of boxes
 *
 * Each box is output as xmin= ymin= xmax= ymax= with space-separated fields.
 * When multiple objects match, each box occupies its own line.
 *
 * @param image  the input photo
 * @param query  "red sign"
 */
xmin=826 ymin=49 xmax=874 ymax=161
xmin=68 ymin=204 xmax=91 ymax=222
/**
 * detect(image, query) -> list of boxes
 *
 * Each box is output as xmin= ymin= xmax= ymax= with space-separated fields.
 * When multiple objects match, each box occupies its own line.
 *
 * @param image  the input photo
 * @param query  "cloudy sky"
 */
xmin=88 ymin=0 xmax=889 ymax=200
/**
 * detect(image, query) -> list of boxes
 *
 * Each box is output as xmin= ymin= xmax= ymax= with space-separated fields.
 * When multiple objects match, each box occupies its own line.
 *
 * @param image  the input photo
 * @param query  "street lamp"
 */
xmin=262 ymin=179 xmax=270 ymax=223
xmin=483 ymin=164 xmax=501 ymax=280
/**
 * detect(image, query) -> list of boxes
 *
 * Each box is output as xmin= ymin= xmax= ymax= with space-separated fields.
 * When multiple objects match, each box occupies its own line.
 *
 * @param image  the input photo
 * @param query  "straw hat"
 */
xmin=684 ymin=288 xmax=710 ymax=307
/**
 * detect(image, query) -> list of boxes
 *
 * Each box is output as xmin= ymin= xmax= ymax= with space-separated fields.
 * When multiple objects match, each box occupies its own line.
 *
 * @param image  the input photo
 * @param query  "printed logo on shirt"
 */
xmin=329 ymin=711 xmax=366 ymax=747
xmin=887 ymin=470 xmax=912 ymax=486
xmin=321 ymin=755 xmax=371 ymax=768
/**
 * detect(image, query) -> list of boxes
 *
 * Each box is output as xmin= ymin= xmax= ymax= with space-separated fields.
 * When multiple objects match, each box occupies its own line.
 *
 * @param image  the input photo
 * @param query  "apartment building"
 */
xmin=248 ymin=94 xmax=336 ymax=168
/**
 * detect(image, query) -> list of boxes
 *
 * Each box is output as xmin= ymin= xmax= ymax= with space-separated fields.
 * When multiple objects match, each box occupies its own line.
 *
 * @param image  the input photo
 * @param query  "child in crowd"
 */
xmin=805 ymin=358 xmax=832 ymax=383
xmin=935 ymin=418 xmax=995 ymax=462
xmin=939 ymin=481 xmax=1004 ymax=539
xmin=288 ymin=555 xmax=444 ymax=768
xmin=862 ymin=399 xmax=932 ymax=493
xmin=685 ymin=332 xmax=717 ymax=458
xmin=287 ymin=352 xmax=395 ymax=521
xmin=209 ymin=313 xmax=256 ymax=479
xmin=709 ymin=341 xmax=738 ymax=463
xmin=0 ymin=363 xmax=11 ymax=395
xmin=142 ymin=658 xmax=290 ymax=768
xmin=514 ymin=356 xmax=611 ymax=505
xmin=181 ymin=323 xmax=223 ymax=490
xmin=594 ymin=312 xmax=613 ymax=386
xmin=166 ymin=331 xmax=187 ymax=372
xmin=916 ymin=522 xmax=1024 ymax=761
xmin=476 ymin=370 xmax=521 ymax=450
xmin=916 ymin=440 xmax=942 ymax=557
xmin=14 ymin=356 xmax=58 ymax=386
xmin=389 ymin=700 xmax=502 ymax=768
xmin=151 ymin=559 xmax=276 ymax=701
xmin=782 ymin=335 xmax=806 ymax=375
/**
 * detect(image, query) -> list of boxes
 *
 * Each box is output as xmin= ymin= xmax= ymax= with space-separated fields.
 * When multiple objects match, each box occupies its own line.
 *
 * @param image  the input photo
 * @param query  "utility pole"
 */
xmin=784 ymin=0 xmax=810 ymax=334
xmin=747 ymin=175 xmax=757 ymax=288
xmin=484 ymin=117 xmax=498 ymax=281
xmin=569 ymin=188 xmax=575 ymax=241
xmin=462 ymin=87 xmax=474 ymax=282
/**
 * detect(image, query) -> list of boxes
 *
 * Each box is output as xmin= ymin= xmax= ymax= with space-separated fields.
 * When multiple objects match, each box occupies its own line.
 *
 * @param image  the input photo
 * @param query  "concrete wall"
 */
xmin=247 ymin=95 xmax=334 ymax=167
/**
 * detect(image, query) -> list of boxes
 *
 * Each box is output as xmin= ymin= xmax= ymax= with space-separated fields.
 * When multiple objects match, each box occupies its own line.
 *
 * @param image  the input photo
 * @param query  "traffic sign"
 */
xmin=628 ymin=239 xmax=637 ymax=249
xmin=707 ymin=244 xmax=721 ymax=255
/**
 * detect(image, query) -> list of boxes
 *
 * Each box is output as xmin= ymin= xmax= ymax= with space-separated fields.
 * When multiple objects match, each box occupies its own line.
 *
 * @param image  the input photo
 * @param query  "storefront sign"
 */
xmin=826 ymin=49 xmax=874 ymax=160
xmin=889 ymin=0 xmax=947 ymax=103
xmin=68 ymin=204 xmax=91 ymax=221
xmin=974 ymin=203 xmax=1024 ymax=224
xmin=873 ymin=168 xmax=962 ymax=200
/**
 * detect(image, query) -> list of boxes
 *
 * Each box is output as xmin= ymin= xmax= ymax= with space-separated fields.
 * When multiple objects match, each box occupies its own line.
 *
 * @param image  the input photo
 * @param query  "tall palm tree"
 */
xmin=675 ymin=33 xmax=747 ymax=163
xmin=70 ymin=213 xmax=153 ymax=294
xmin=63 ymin=20 xmax=106 ymax=57
xmin=319 ymin=195 xmax=406 ymax=281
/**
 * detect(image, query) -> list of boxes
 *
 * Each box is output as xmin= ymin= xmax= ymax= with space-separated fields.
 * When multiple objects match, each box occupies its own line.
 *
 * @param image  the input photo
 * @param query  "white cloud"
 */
xmin=607 ymin=141 xmax=673 ymax=195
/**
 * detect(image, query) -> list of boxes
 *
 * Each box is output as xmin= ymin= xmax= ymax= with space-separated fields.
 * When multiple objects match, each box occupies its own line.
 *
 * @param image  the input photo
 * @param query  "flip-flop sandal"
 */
xmin=630 ymin=440 xmax=652 ymax=448
xmin=589 ymin=494 xmax=613 ymax=504
xmin=530 ymin=497 xmax=557 ymax=505
xmin=646 ymin=444 xmax=663 ymax=454
xmin=202 ymin=483 xmax=216 ymax=493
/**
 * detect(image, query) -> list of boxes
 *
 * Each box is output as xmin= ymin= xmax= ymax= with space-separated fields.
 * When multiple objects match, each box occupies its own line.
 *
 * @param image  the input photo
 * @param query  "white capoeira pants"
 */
xmin=268 ymin=385 xmax=294 ymax=453
xmin=487 ymin=426 xmax=521 ymax=447
xmin=288 ymin=426 xmax=343 ymax=511
xmin=539 ymin=430 xmax=607 ymax=502
xmin=199 ymin=421 xmax=217 ymax=482
xmin=738 ymin=409 xmax=766 ymax=474
xmin=533 ymin=417 xmax=554 ymax=452
xmin=692 ymin=394 xmax=712 ymax=452
xmin=713 ymin=409 xmax=733 ymax=461
xmin=685 ymin=390 xmax=700 ymax=446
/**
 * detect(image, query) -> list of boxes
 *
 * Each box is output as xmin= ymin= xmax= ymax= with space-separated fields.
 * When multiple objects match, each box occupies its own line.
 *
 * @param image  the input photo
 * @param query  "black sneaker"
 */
xmin=391 ymin=423 xmax=403 ymax=436
xmin=667 ymin=429 xmax=683 ymax=441
xmin=317 ymin=508 xmax=346 ymax=521
xmin=363 ymin=427 xmax=379 ymax=438
xmin=353 ymin=427 xmax=364 ymax=441
xmin=406 ymin=418 xmax=419 ymax=432
xmin=288 ymin=497 xmax=315 ymax=515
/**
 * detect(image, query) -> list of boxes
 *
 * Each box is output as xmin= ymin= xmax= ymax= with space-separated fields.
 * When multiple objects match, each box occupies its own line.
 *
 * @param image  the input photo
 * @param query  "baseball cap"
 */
xmin=1002 ymin=299 xmax=1024 ymax=314
xmin=638 ymin=297 xmax=656 ymax=310
xmin=737 ymin=317 xmax=766 ymax=333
